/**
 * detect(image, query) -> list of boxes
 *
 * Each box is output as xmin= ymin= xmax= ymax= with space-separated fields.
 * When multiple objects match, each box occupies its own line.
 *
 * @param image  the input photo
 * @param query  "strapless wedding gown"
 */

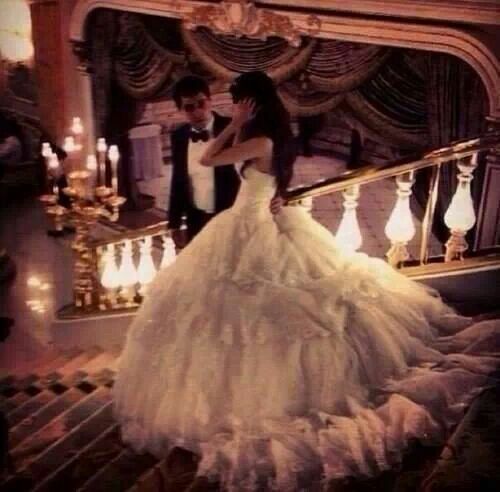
xmin=113 ymin=165 xmax=500 ymax=490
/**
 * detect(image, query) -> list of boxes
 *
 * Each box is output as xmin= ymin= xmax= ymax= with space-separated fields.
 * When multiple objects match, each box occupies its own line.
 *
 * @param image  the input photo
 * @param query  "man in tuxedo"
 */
xmin=168 ymin=75 xmax=241 ymax=249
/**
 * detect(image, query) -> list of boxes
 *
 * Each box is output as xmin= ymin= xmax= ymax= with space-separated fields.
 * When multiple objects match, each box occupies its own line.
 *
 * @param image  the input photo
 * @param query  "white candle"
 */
xmin=41 ymin=142 xmax=52 ymax=158
xmin=71 ymin=117 xmax=84 ymax=152
xmin=97 ymin=138 xmax=107 ymax=186
xmin=48 ymin=153 xmax=60 ymax=198
xmin=48 ymin=153 xmax=59 ymax=172
xmin=108 ymin=145 xmax=120 ymax=194
xmin=86 ymin=155 xmax=98 ymax=200
xmin=71 ymin=117 xmax=83 ymax=136
xmin=63 ymin=136 xmax=75 ymax=153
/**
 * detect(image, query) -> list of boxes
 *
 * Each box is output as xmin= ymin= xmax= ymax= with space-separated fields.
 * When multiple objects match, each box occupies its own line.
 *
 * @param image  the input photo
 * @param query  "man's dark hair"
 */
xmin=172 ymin=75 xmax=210 ymax=109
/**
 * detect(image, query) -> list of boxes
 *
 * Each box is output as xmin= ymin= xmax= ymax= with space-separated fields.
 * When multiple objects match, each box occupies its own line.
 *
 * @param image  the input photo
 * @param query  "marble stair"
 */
xmin=1 ymin=348 xmax=499 ymax=492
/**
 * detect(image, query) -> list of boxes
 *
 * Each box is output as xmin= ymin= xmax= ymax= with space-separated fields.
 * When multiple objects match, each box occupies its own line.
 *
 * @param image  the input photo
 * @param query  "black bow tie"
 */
xmin=190 ymin=129 xmax=210 ymax=143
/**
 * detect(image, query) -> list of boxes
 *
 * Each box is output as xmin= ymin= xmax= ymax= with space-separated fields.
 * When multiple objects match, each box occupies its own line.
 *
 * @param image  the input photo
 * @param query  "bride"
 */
xmin=113 ymin=71 xmax=499 ymax=490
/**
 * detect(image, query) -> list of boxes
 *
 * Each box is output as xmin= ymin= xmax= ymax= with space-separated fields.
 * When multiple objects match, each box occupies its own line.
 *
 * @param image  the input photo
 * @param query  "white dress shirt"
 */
xmin=187 ymin=116 xmax=215 ymax=213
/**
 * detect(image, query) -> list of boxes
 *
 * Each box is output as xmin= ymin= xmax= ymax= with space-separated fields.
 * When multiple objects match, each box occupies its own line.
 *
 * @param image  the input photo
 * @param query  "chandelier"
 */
xmin=0 ymin=0 xmax=34 ymax=63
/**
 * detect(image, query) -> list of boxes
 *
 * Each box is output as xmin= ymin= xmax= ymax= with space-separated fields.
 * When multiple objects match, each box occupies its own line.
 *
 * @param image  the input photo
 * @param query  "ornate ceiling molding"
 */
xmin=183 ymin=0 xmax=321 ymax=47
xmin=69 ymin=0 xmax=500 ymax=117
xmin=259 ymin=0 xmax=500 ymax=27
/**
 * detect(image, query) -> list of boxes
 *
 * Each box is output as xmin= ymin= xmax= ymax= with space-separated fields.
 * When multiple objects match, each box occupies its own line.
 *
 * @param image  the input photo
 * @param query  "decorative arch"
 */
xmin=69 ymin=0 xmax=500 ymax=119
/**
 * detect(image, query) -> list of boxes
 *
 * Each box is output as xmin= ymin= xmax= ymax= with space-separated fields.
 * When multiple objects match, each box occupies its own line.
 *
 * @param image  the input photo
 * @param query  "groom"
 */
xmin=168 ymin=75 xmax=241 ymax=250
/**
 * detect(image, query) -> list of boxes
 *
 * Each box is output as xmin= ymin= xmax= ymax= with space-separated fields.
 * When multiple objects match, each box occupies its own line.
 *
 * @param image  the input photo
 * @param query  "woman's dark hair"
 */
xmin=230 ymin=71 xmax=295 ymax=195
xmin=172 ymin=75 xmax=211 ymax=109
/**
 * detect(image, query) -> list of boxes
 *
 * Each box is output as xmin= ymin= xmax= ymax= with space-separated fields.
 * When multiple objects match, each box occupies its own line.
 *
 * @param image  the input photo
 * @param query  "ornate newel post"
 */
xmin=444 ymin=153 xmax=478 ymax=262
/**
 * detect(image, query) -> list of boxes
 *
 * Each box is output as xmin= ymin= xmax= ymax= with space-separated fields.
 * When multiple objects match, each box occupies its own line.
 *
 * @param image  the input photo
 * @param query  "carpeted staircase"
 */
xmin=1 ymin=347 xmax=499 ymax=492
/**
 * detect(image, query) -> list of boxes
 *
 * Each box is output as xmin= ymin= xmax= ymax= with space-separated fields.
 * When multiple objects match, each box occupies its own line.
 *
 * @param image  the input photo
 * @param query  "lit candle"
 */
xmin=63 ymin=136 xmax=75 ymax=153
xmin=71 ymin=117 xmax=84 ymax=152
xmin=41 ymin=143 xmax=53 ymax=193
xmin=41 ymin=142 xmax=52 ymax=158
xmin=63 ymin=136 xmax=76 ymax=173
xmin=96 ymin=138 xmax=107 ymax=186
xmin=86 ymin=155 xmax=98 ymax=200
xmin=108 ymin=145 xmax=120 ymax=195
xmin=48 ymin=153 xmax=60 ymax=197
xmin=71 ymin=117 xmax=83 ymax=136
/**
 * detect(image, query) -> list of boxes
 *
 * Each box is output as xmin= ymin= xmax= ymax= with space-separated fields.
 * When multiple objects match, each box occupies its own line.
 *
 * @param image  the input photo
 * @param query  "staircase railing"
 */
xmin=59 ymin=131 xmax=500 ymax=318
xmin=285 ymin=131 xmax=500 ymax=266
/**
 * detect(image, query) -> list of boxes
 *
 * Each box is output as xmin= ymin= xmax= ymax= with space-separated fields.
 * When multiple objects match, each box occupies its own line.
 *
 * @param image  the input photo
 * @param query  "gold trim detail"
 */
xmin=183 ymin=0 xmax=321 ymax=47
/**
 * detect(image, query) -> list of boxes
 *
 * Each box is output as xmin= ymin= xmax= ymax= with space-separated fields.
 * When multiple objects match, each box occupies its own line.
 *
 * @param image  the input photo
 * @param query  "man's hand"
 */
xmin=270 ymin=195 xmax=284 ymax=215
xmin=171 ymin=228 xmax=189 ymax=251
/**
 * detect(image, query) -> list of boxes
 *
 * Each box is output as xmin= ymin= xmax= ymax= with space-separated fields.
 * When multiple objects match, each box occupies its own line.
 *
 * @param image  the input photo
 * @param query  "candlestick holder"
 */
xmin=39 ymin=165 xmax=126 ymax=311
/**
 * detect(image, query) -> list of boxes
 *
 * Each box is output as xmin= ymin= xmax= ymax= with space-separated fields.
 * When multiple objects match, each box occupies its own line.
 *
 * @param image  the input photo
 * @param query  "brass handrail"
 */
xmin=284 ymin=131 xmax=500 ymax=204
xmin=90 ymin=221 xmax=168 ymax=249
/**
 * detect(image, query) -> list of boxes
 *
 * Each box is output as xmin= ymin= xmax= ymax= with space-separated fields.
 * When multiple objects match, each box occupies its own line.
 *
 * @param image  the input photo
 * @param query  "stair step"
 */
xmin=0 ymin=396 xmax=17 ymax=413
xmin=33 ymin=424 xmax=123 ymax=492
xmin=14 ymin=350 xmax=102 ymax=390
xmin=1 ymin=374 xmax=38 ymax=393
xmin=10 ymin=384 xmax=100 ymax=451
xmin=79 ymin=351 xmax=119 ymax=375
xmin=26 ymin=351 xmax=80 ymax=380
xmin=77 ymin=448 xmax=158 ymax=492
xmin=8 ymin=390 xmax=57 ymax=427
xmin=23 ymin=400 xmax=115 ymax=481
xmin=0 ymin=350 xmax=65 ymax=384
xmin=0 ymin=391 xmax=31 ymax=413
xmin=0 ymin=352 xmax=77 ymax=393
xmin=56 ymin=348 xmax=102 ymax=377
xmin=11 ymin=387 xmax=111 ymax=467
xmin=8 ymin=362 xmax=115 ymax=430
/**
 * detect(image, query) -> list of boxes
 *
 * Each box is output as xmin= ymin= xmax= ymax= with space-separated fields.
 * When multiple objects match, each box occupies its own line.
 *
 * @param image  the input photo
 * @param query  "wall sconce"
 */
xmin=0 ymin=0 xmax=34 ymax=63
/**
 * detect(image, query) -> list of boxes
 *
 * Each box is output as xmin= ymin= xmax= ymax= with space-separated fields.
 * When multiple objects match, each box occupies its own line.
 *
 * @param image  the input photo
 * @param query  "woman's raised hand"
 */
xmin=232 ymin=98 xmax=256 ymax=129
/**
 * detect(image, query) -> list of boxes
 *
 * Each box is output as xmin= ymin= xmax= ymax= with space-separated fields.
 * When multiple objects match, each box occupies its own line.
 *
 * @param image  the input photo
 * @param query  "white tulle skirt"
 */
xmin=113 ymin=204 xmax=500 ymax=491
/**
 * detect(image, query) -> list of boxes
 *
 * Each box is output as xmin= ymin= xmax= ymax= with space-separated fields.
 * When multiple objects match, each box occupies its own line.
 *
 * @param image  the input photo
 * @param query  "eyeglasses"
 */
xmin=182 ymin=99 xmax=208 ymax=113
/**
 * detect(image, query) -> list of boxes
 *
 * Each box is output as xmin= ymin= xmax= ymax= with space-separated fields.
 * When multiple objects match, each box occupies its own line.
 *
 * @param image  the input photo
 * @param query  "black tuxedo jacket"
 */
xmin=167 ymin=112 xmax=241 ymax=230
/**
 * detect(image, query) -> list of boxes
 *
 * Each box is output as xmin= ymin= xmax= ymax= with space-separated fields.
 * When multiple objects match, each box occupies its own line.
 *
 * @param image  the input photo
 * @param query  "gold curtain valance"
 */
xmin=114 ymin=13 xmax=186 ymax=99
xmin=181 ymin=26 xmax=316 ymax=83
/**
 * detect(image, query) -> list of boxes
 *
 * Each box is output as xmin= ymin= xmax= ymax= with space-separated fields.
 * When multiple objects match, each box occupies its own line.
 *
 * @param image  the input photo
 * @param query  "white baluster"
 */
xmin=160 ymin=234 xmax=177 ymax=269
xmin=444 ymin=153 xmax=478 ymax=262
xmin=100 ymin=243 xmax=120 ymax=306
xmin=385 ymin=172 xmax=416 ymax=267
xmin=335 ymin=185 xmax=362 ymax=252
xmin=117 ymin=240 xmax=138 ymax=305
xmin=137 ymin=236 xmax=157 ymax=296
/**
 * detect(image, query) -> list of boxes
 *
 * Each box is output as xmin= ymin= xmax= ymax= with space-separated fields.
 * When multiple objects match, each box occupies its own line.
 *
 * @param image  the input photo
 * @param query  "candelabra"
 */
xmin=39 ymin=118 xmax=126 ymax=311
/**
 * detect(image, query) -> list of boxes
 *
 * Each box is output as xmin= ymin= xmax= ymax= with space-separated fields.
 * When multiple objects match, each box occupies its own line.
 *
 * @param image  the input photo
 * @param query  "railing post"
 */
xmin=100 ymin=243 xmax=120 ymax=308
xmin=335 ymin=185 xmax=362 ymax=252
xmin=137 ymin=236 xmax=157 ymax=296
xmin=444 ymin=153 xmax=478 ymax=262
xmin=385 ymin=171 xmax=416 ymax=267
xmin=117 ymin=240 xmax=139 ymax=306
xmin=161 ymin=234 xmax=177 ymax=269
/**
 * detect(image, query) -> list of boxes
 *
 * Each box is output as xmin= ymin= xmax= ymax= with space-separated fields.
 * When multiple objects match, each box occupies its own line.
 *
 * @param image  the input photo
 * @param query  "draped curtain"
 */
xmin=87 ymin=9 xmax=488 ymax=223
xmin=411 ymin=53 xmax=488 ymax=244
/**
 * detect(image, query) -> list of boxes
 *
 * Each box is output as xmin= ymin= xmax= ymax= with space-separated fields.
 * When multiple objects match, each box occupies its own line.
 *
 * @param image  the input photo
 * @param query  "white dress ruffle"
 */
xmin=113 ymin=166 xmax=500 ymax=491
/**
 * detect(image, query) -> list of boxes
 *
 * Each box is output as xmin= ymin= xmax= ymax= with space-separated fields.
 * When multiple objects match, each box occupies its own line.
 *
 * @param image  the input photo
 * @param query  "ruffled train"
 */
xmin=113 ymin=199 xmax=500 ymax=491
